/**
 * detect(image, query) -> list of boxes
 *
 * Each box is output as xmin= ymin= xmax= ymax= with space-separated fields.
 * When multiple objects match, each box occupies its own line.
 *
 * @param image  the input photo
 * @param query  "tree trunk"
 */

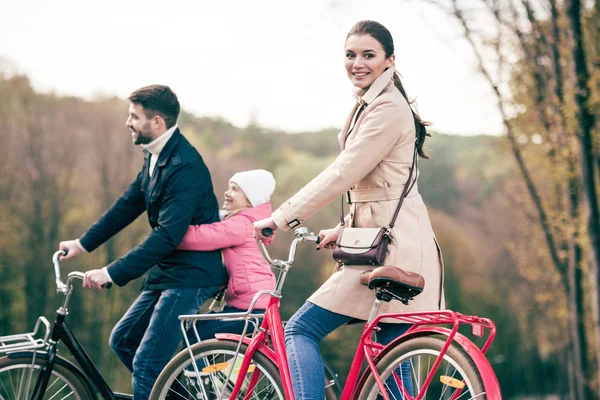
xmin=568 ymin=224 xmax=588 ymax=400
xmin=566 ymin=1 xmax=600 ymax=396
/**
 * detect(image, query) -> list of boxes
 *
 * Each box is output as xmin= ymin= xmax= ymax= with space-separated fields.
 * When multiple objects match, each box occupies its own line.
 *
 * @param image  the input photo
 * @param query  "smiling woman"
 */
xmin=345 ymin=35 xmax=394 ymax=89
xmin=252 ymin=20 xmax=444 ymax=399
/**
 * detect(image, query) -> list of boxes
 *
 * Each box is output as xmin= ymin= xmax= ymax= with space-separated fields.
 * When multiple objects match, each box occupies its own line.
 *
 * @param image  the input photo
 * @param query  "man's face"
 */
xmin=126 ymin=103 xmax=154 ymax=145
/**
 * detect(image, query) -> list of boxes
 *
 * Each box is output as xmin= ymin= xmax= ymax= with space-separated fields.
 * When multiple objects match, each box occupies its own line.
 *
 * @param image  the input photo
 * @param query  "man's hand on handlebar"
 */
xmin=83 ymin=269 xmax=110 ymax=290
xmin=253 ymin=218 xmax=278 ymax=242
xmin=58 ymin=240 xmax=82 ymax=261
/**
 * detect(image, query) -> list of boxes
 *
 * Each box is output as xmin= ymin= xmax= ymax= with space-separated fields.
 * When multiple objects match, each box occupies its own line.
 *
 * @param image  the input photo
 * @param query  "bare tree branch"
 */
xmin=450 ymin=0 xmax=567 ymax=286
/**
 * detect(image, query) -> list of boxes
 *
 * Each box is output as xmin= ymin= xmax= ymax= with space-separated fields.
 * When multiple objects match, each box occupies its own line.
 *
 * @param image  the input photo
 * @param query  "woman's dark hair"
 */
xmin=347 ymin=20 xmax=431 ymax=158
xmin=128 ymin=84 xmax=180 ymax=129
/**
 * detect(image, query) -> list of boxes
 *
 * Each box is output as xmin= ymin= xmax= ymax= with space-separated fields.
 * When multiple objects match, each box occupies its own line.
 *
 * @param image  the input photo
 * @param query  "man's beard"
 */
xmin=134 ymin=123 xmax=153 ymax=145
xmin=135 ymin=133 xmax=153 ymax=145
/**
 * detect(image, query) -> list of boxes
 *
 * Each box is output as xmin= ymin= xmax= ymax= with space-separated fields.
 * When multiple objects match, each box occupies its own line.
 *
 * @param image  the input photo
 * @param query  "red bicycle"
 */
xmin=150 ymin=227 xmax=501 ymax=399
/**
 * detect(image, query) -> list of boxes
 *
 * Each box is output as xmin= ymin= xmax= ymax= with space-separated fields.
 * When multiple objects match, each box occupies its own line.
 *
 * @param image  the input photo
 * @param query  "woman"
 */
xmin=254 ymin=20 xmax=444 ymax=399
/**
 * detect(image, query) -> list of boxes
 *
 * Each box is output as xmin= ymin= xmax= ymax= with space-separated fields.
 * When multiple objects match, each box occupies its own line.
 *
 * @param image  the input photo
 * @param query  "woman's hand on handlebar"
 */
xmin=316 ymin=228 xmax=339 ymax=250
xmin=253 ymin=218 xmax=278 ymax=242
xmin=58 ymin=240 xmax=83 ymax=261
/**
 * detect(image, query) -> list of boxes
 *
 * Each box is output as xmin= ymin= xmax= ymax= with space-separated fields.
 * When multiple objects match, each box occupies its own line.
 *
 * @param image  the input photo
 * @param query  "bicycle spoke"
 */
xmin=0 ymin=374 xmax=11 ymax=398
xmin=15 ymin=365 xmax=25 ymax=399
xmin=167 ymin=379 xmax=195 ymax=399
xmin=48 ymin=383 xmax=70 ymax=400
xmin=424 ymin=354 xmax=431 ymax=399
xmin=438 ymin=361 xmax=452 ymax=400
xmin=361 ymin=337 xmax=487 ymax=400
xmin=23 ymin=362 xmax=36 ymax=399
xmin=9 ymin=369 xmax=17 ymax=398
xmin=151 ymin=341 xmax=283 ymax=400
xmin=46 ymin=375 xmax=62 ymax=392
xmin=411 ymin=355 xmax=421 ymax=395
xmin=383 ymin=379 xmax=400 ymax=400
xmin=248 ymin=373 xmax=277 ymax=399
xmin=61 ymin=393 xmax=75 ymax=400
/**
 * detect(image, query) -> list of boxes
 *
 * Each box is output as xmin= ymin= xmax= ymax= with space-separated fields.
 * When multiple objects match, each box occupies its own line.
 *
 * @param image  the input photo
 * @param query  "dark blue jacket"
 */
xmin=79 ymin=129 xmax=228 ymax=290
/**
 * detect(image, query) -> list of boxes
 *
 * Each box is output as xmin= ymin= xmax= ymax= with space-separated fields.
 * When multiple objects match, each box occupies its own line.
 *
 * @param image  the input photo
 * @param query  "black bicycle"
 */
xmin=0 ymin=250 xmax=131 ymax=400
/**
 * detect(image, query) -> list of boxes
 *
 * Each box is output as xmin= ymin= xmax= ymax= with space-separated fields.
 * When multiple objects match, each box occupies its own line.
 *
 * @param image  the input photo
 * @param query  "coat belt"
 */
xmin=348 ymin=184 xmax=419 ymax=203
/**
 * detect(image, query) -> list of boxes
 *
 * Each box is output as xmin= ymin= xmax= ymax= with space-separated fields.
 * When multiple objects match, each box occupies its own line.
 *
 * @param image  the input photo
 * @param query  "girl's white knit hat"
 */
xmin=230 ymin=169 xmax=276 ymax=207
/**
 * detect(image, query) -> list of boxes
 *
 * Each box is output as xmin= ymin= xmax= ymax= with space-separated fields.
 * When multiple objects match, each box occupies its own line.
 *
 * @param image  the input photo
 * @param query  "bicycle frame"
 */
xmin=178 ymin=228 xmax=501 ymax=400
xmin=211 ymin=304 xmax=501 ymax=400
xmin=348 ymin=311 xmax=501 ymax=400
xmin=30 ymin=311 xmax=129 ymax=400
xmin=22 ymin=251 xmax=132 ymax=400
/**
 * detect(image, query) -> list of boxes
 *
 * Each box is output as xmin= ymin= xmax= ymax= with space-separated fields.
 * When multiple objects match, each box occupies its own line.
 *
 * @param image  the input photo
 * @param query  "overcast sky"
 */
xmin=0 ymin=0 xmax=503 ymax=135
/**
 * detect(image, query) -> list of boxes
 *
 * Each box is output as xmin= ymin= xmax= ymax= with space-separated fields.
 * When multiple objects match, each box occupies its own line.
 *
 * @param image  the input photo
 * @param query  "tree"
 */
xmin=422 ymin=0 xmax=599 ymax=397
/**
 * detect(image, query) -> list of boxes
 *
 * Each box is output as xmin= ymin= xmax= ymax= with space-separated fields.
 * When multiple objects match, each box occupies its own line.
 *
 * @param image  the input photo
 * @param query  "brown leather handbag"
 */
xmin=333 ymin=142 xmax=418 ymax=266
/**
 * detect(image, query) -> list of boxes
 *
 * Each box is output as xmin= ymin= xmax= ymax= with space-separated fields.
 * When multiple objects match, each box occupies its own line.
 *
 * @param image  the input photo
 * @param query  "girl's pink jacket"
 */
xmin=178 ymin=203 xmax=276 ymax=310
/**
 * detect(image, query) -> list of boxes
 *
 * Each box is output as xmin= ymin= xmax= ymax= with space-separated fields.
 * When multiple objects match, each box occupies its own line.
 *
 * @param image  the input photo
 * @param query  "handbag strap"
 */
xmin=340 ymin=138 xmax=419 ymax=229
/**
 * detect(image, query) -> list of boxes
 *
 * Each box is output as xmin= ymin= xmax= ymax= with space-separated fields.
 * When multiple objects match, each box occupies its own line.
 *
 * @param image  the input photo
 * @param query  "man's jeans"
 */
xmin=109 ymin=286 xmax=221 ymax=400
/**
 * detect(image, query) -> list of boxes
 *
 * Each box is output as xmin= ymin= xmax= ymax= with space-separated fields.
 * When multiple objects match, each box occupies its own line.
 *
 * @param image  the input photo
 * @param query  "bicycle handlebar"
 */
xmin=52 ymin=250 xmax=111 ymax=295
xmin=53 ymin=250 xmax=69 ymax=294
xmin=262 ymin=227 xmax=274 ymax=237
xmin=255 ymin=227 xmax=319 ymax=269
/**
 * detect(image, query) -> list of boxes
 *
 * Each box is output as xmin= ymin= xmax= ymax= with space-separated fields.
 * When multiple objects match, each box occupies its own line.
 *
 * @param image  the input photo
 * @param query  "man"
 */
xmin=59 ymin=84 xmax=227 ymax=399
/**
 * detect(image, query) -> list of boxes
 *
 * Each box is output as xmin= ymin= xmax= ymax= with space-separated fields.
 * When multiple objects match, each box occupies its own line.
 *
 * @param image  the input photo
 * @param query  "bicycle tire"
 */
xmin=357 ymin=336 xmax=486 ymax=400
xmin=149 ymin=339 xmax=284 ymax=399
xmin=0 ymin=355 xmax=95 ymax=400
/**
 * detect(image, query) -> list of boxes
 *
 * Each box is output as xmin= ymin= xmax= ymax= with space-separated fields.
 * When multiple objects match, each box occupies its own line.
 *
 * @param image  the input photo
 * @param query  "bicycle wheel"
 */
xmin=0 ymin=355 xmax=94 ymax=400
xmin=150 ymin=339 xmax=284 ymax=400
xmin=357 ymin=336 xmax=486 ymax=400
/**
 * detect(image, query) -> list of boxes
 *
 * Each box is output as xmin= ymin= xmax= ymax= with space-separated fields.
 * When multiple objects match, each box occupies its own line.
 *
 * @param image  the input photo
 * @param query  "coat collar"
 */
xmin=142 ymin=124 xmax=178 ymax=156
xmin=338 ymin=67 xmax=397 ymax=151
xmin=155 ymin=128 xmax=181 ymax=168
xmin=144 ymin=128 xmax=182 ymax=200
xmin=354 ymin=66 xmax=396 ymax=105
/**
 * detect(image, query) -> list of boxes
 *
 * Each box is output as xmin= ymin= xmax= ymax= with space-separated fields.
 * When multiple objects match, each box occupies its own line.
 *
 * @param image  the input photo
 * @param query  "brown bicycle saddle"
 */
xmin=360 ymin=266 xmax=425 ymax=302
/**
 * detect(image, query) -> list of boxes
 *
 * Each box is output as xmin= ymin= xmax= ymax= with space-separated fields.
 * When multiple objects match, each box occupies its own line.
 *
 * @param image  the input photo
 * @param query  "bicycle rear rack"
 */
xmin=0 ymin=317 xmax=51 ymax=354
xmin=370 ymin=310 xmax=497 ymax=354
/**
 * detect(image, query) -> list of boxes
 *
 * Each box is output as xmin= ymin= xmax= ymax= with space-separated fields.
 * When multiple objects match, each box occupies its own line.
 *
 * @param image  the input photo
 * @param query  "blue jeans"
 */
xmin=284 ymin=302 xmax=413 ymax=400
xmin=109 ymin=286 xmax=221 ymax=400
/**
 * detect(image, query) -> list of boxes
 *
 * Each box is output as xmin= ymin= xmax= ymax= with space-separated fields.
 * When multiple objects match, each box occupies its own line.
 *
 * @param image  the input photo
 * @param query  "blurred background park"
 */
xmin=0 ymin=0 xmax=599 ymax=398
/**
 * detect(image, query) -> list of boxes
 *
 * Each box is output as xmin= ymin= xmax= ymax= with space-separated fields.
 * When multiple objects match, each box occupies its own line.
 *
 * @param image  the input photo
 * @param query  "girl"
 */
xmin=178 ymin=169 xmax=277 ymax=339
xmin=254 ymin=21 xmax=444 ymax=399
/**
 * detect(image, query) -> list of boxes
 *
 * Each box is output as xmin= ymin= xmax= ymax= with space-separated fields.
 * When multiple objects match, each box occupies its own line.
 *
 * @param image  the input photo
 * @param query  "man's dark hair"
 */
xmin=128 ymin=84 xmax=180 ymax=129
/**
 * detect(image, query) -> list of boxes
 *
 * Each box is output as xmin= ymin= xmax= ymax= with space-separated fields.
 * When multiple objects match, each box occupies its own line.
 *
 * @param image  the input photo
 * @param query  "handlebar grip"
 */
xmin=60 ymin=249 xmax=68 ymax=256
xmin=102 ymin=282 xmax=112 ymax=289
xmin=316 ymin=235 xmax=322 ymax=245
xmin=262 ymin=228 xmax=274 ymax=237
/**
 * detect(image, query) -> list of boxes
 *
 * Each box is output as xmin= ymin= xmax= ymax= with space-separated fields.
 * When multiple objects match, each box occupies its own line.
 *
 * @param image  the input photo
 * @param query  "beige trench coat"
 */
xmin=271 ymin=67 xmax=445 ymax=321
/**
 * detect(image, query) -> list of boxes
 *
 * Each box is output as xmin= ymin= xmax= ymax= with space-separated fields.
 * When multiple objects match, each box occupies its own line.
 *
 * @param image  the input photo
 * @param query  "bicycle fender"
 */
xmin=214 ymin=334 xmax=278 ymax=365
xmin=379 ymin=327 xmax=502 ymax=399
xmin=5 ymin=351 xmax=96 ymax=395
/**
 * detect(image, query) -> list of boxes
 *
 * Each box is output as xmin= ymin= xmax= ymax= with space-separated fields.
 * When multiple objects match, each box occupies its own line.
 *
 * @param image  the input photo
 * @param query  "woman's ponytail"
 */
xmin=392 ymin=72 xmax=431 ymax=159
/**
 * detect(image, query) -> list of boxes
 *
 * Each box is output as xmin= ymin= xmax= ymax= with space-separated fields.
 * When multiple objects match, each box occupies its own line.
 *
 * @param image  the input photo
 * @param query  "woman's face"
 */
xmin=223 ymin=182 xmax=251 ymax=211
xmin=345 ymin=34 xmax=394 ymax=89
